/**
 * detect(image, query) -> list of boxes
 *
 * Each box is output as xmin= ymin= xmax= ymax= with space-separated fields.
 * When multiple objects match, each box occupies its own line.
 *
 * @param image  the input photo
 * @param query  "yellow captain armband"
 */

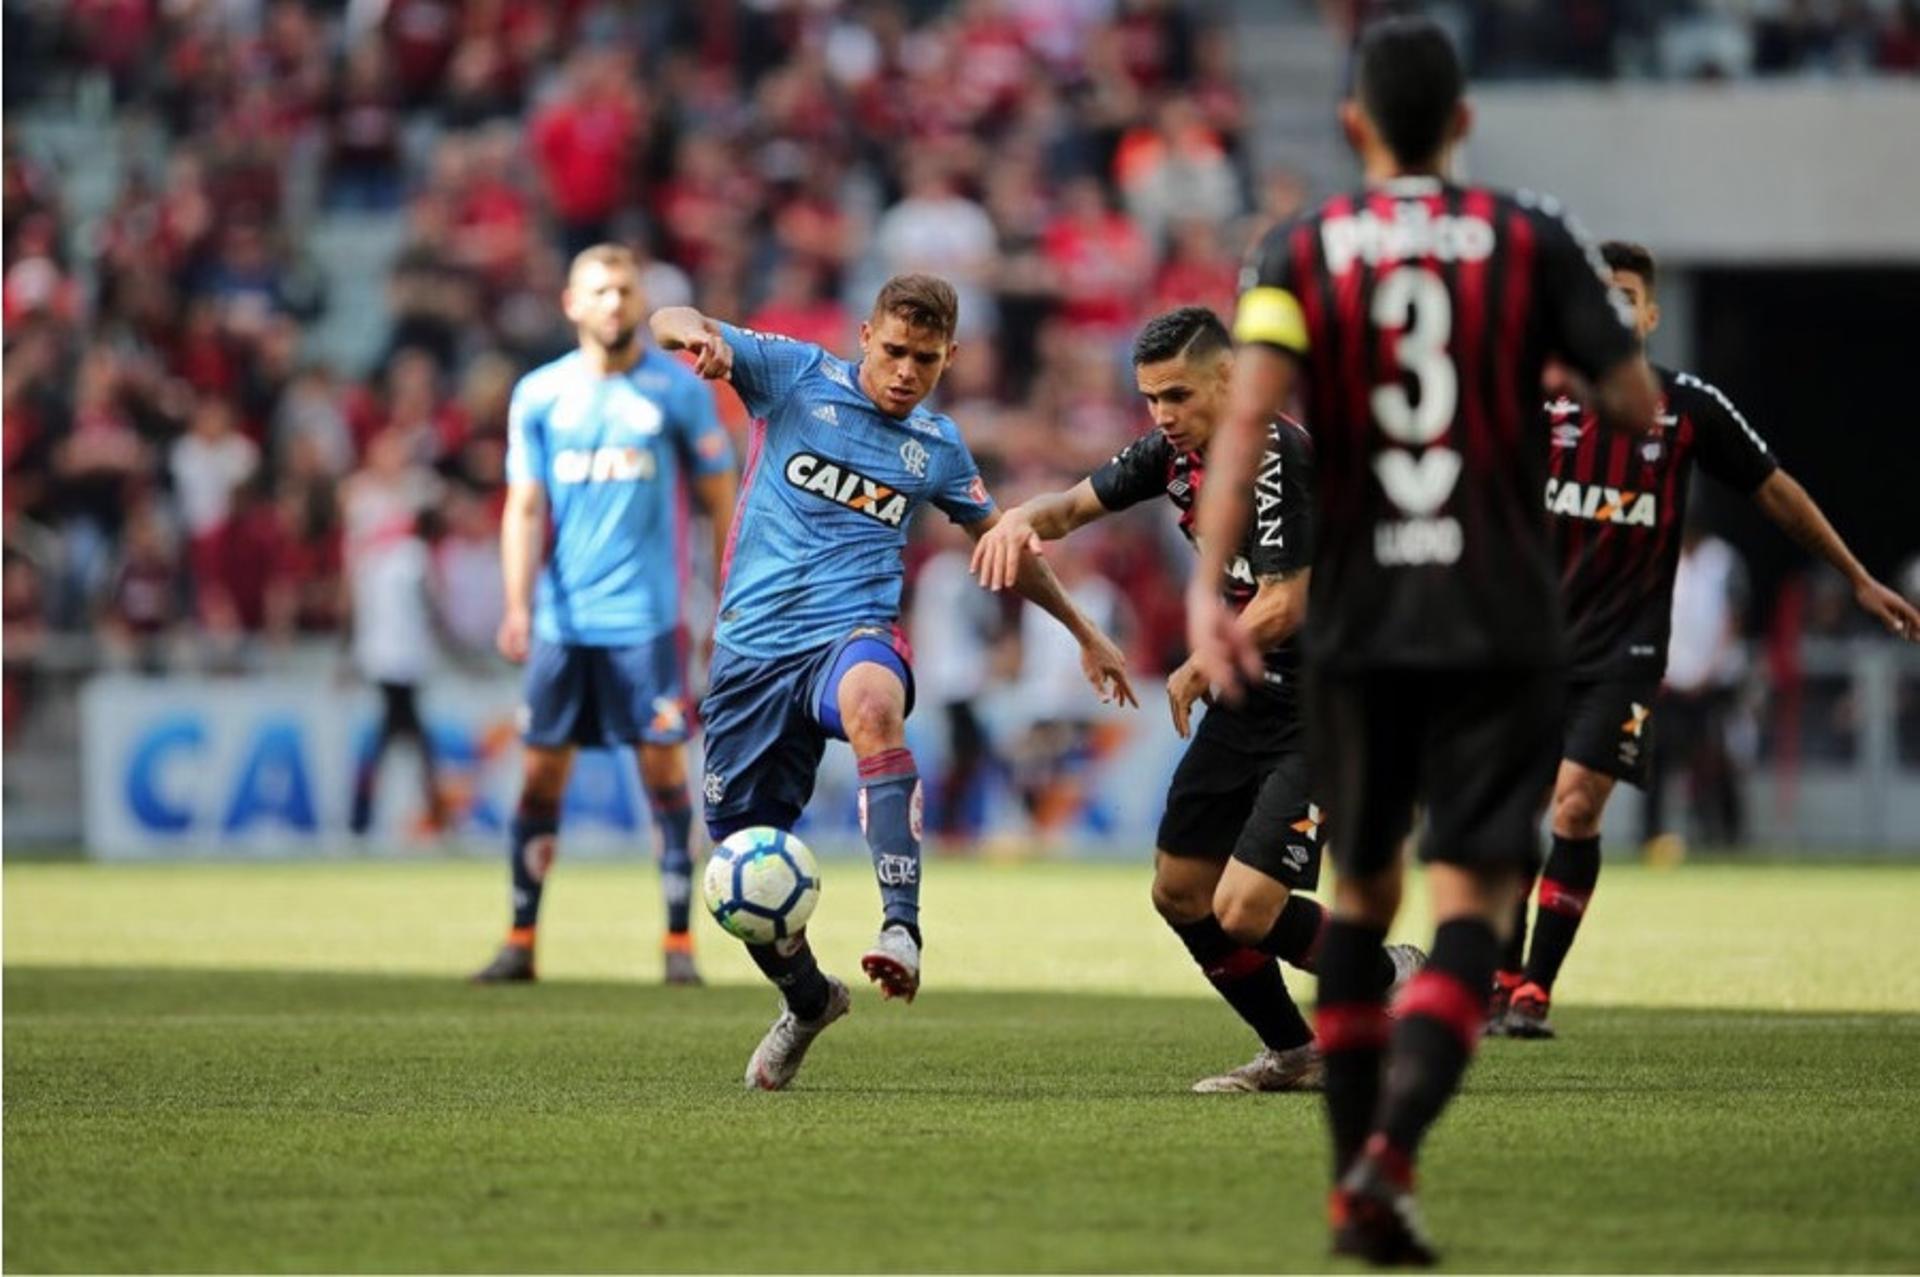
xmin=1233 ymin=286 xmax=1310 ymax=353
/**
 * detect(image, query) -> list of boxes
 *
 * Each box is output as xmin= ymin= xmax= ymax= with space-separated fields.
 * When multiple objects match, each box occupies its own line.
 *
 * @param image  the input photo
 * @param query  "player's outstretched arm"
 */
xmin=964 ymin=512 xmax=1138 ymax=708
xmin=1753 ymin=470 xmax=1919 ymax=641
xmin=969 ymin=480 xmax=1108 ymax=592
xmin=649 ymin=307 xmax=734 ymax=381
xmin=1187 ymin=345 xmax=1297 ymax=693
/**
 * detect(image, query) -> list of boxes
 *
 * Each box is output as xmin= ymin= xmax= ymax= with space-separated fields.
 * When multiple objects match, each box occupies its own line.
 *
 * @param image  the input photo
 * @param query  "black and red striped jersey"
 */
xmin=1548 ymin=365 xmax=1776 ymax=679
xmin=1235 ymin=178 xmax=1638 ymax=670
xmin=1091 ymin=416 xmax=1314 ymax=691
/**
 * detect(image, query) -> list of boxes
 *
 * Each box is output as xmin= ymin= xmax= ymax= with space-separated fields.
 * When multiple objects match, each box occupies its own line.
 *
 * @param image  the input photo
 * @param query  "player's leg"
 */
xmin=1218 ymin=754 xmax=1426 ymax=987
xmin=389 ymin=680 xmax=446 ymax=832
xmin=638 ymin=743 xmax=700 ymax=984
xmin=472 ymin=743 xmax=574 ymax=982
xmin=1506 ymin=677 xmax=1651 ymax=1036
xmin=1152 ymin=719 xmax=1322 ymax=1087
xmin=349 ymin=683 xmax=405 ymax=836
xmin=815 ymin=628 xmax=925 ymax=1000
xmin=614 ymin=632 xmax=702 ymax=984
xmin=1305 ymin=670 xmax=1420 ymax=1184
xmin=473 ymin=639 xmax=585 ymax=983
xmin=1335 ymin=669 xmax=1561 ymax=1265
xmin=703 ymin=644 xmax=847 ymax=1087
xmin=1505 ymin=760 xmax=1613 ymax=1035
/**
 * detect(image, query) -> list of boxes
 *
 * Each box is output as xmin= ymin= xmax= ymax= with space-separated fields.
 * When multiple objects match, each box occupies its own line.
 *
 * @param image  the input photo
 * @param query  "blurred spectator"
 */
xmin=171 ymin=396 xmax=260 ymax=583
xmin=1113 ymin=94 xmax=1242 ymax=248
xmin=528 ymin=48 xmax=644 ymax=257
xmin=872 ymin=157 xmax=1000 ymax=340
xmin=100 ymin=502 xmax=182 ymax=675
xmin=1041 ymin=176 xmax=1153 ymax=344
xmin=746 ymin=260 xmax=853 ymax=353
xmin=328 ymin=41 xmax=407 ymax=212
xmin=1646 ymin=526 xmax=1751 ymax=848
xmin=909 ymin=518 xmax=1005 ymax=841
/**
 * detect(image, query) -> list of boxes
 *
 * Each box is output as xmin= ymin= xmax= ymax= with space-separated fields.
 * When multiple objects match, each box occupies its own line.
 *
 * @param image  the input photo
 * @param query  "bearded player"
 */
xmin=650 ymin=273 xmax=1136 ymax=1091
xmin=474 ymin=245 xmax=737 ymax=987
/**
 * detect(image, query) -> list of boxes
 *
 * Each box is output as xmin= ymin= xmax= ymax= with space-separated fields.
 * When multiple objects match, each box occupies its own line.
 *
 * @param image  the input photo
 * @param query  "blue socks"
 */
xmin=857 ymin=747 xmax=922 ymax=940
xmin=508 ymin=803 xmax=559 ymax=940
xmin=648 ymin=784 xmax=695 ymax=936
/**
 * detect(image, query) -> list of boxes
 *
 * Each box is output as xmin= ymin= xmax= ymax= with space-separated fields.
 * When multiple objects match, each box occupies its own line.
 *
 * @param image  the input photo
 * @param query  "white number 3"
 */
xmin=1370 ymin=267 xmax=1457 ymax=446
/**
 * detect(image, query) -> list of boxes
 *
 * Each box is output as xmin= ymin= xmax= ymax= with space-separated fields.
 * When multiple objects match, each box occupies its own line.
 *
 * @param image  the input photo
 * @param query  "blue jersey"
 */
xmin=507 ymin=347 xmax=734 ymax=646
xmin=714 ymin=322 xmax=996 ymax=660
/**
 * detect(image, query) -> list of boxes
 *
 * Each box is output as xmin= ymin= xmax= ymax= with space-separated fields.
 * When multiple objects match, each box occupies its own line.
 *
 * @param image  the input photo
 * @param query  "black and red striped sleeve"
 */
xmin=1524 ymin=194 xmax=1639 ymax=382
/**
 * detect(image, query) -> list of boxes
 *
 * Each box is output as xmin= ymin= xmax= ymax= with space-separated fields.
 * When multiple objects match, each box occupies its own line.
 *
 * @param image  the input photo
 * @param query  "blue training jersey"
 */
xmin=506 ymin=347 xmax=735 ymax=647
xmin=714 ymin=322 xmax=996 ymax=660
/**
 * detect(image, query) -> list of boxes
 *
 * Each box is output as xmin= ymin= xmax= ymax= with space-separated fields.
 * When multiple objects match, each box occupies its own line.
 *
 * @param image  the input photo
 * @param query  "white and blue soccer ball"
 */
xmin=703 ymin=827 xmax=821 ymax=944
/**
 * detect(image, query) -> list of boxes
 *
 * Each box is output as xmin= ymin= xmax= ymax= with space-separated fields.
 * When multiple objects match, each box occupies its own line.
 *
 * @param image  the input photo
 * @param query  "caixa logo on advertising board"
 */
xmin=121 ymin=713 xmax=321 ymax=835
xmin=82 ymin=677 xmax=650 ymax=858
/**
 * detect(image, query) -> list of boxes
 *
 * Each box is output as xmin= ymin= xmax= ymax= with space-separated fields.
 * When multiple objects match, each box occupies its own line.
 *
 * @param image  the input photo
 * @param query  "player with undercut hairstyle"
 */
xmin=973 ymin=306 xmax=1422 ymax=1093
xmin=473 ymin=244 xmax=738 ymax=988
xmin=1187 ymin=18 xmax=1663 ymax=1265
xmin=651 ymin=273 xmax=1136 ymax=1091
xmin=1492 ymin=241 xmax=1920 ymax=1038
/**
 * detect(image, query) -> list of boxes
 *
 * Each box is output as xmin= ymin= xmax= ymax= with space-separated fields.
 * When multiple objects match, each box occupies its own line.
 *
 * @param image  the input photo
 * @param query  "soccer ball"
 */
xmin=703 ymin=827 xmax=821 ymax=944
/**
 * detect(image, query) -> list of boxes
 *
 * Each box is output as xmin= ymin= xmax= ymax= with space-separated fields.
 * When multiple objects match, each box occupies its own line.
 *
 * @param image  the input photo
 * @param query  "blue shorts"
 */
xmin=521 ymin=633 xmax=689 ymax=749
xmin=700 ymin=624 xmax=915 ymax=839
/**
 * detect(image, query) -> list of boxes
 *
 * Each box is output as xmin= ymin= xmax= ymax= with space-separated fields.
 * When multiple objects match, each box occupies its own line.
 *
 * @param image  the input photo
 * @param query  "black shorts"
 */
xmin=1306 ymin=666 xmax=1561 ymax=878
xmin=1157 ymin=704 xmax=1323 ymax=890
xmin=1562 ymin=675 xmax=1659 ymax=787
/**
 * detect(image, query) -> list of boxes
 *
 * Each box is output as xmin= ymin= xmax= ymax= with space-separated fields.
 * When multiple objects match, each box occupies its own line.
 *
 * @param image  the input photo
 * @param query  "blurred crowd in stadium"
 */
xmin=4 ymin=0 xmax=1918 ymax=804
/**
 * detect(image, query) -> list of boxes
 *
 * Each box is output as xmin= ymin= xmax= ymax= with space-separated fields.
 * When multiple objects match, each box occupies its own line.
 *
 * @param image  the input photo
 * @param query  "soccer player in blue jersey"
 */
xmin=651 ymin=273 xmax=1137 ymax=1089
xmin=472 ymin=245 xmax=737 ymax=987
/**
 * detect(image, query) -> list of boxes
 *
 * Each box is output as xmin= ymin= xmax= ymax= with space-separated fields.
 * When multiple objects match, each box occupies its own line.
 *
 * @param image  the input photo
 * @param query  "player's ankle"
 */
xmin=507 ymin=926 xmax=536 ymax=950
xmin=883 ymin=917 xmax=922 ymax=947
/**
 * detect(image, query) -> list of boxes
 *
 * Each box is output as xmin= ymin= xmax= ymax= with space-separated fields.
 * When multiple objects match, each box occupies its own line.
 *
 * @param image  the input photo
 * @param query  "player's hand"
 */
xmin=1186 ymin=578 xmax=1261 ymax=698
xmin=1855 ymin=576 xmax=1920 ymax=642
xmin=496 ymin=607 xmax=532 ymax=664
xmin=1165 ymin=657 xmax=1212 ymax=739
xmin=1079 ymin=630 xmax=1138 ymax=709
xmin=970 ymin=510 xmax=1044 ymax=592
xmin=685 ymin=330 xmax=734 ymax=381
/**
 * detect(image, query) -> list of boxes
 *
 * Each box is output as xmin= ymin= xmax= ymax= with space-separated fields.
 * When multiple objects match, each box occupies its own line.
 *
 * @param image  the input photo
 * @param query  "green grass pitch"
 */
xmin=6 ymin=857 xmax=1920 ymax=1272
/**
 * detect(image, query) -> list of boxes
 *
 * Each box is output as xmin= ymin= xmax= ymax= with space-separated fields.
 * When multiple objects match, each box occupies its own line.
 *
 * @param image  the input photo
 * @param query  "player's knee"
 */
xmin=521 ymin=760 xmax=570 ymax=811
xmin=1333 ymin=871 xmax=1400 ymax=927
xmin=1215 ymin=888 xmax=1282 ymax=948
xmin=1149 ymin=870 xmax=1210 ymax=924
xmin=1553 ymin=783 xmax=1605 ymax=839
xmin=840 ymin=692 xmax=904 ymax=750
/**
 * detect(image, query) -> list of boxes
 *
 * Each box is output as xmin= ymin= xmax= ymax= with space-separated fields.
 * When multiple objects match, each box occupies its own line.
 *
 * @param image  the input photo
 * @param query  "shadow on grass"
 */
xmin=6 ymin=965 xmax=1920 ymax=1274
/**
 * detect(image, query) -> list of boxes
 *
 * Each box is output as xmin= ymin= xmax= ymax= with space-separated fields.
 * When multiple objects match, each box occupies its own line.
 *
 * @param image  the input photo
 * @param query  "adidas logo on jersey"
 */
xmin=552 ymin=446 xmax=656 ymax=484
xmin=813 ymin=404 xmax=839 ymax=425
xmin=785 ymin=453 xmax=909 ymax=526
xmin=1544 ymin=477 xmax=1657 ymax=526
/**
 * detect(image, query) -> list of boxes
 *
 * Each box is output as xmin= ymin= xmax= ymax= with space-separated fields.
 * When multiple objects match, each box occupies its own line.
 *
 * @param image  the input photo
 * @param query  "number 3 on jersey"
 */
xmin=1370 ymin=266 xmax=1464 ymax=564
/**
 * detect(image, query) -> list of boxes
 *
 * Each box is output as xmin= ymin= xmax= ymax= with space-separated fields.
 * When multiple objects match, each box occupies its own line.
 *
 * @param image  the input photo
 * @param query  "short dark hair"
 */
xmin=872 ymin=273 xmax=959 ymax=340
xmin=1353 ymin=17 xmax=1465 ymax=168
xmin=1131 ymin=306 xmax=1231 ymax=367
xmin=1600 ymin=240 xmax=1657 ymax=292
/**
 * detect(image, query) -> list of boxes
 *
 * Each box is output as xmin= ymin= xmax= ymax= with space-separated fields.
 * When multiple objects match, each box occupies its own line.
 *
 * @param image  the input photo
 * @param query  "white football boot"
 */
xmin=744 ymin=976 xmax=852 ymax=1091
xmin=859 ymin=923 xmax=921 ymax=1002
xmin=1191 ymin=1043 xmax=1325 ymax=1093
